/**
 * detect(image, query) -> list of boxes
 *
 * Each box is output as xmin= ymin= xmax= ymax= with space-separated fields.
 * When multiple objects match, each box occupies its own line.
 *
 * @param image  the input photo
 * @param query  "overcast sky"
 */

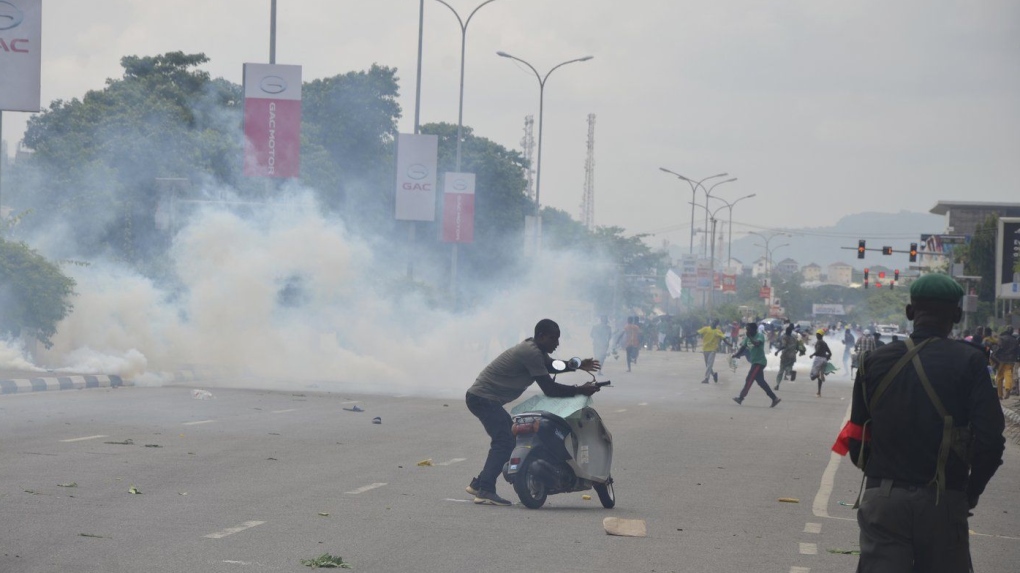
xmin=2 ymin=0 xmax=1018 ymax=248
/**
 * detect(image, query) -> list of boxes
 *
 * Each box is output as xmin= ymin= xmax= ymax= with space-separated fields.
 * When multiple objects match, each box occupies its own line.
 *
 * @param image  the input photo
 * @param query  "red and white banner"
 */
xmin=395 ymin=133 xmax=438 ymax=221
xmin=722 ymin=273 xmax=737 ymax=293
xmin=441 ymin=172 xmax=475 ymax=243
xmin=0 ymin=0 xmax=41 ymax=111
xmin=243 ymin=63 xmax=301 ymax=178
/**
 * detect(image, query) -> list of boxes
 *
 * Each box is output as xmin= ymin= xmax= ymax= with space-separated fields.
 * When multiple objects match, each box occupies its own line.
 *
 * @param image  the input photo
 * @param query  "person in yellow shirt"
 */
xmin=697 ymin=320 xmax=726 ymax=384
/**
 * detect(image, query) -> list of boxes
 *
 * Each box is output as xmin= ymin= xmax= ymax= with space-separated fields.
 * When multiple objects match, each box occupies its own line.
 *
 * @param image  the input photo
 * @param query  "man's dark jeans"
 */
xmin=465 ymin=392 xmax=514 ymax=493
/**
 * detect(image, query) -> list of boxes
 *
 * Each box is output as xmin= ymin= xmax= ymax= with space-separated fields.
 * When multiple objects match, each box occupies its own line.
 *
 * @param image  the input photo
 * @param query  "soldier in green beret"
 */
xmin=837 ymin=273 xmax=1005 ymax=572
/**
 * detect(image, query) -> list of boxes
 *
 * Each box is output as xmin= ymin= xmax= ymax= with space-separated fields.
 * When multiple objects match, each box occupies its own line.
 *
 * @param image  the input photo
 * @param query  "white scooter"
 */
xmin=501 ymin=358 xmax=615 ymax=509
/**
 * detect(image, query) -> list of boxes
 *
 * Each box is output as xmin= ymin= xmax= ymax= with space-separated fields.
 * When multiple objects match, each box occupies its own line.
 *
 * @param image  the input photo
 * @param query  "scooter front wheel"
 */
xmin=513 ymin=459 xmax=548 ymax=509
xmin=593 ymin=478 xmax=615 ymax=509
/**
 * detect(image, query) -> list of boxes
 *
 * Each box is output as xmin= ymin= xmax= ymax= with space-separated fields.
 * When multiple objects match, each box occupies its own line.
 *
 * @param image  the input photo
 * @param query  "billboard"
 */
xmin=243 ymin=63 xmax=301 ymax=178
xmin=0 ymin=0 xmax=41 ymax=112
xmin=394 ymin=133 xmax=438 ymax=221
xmin=995 ymin=218 xmax=1020 ymax=300
xmin=441 ymin=172 xmax=474 ymax=243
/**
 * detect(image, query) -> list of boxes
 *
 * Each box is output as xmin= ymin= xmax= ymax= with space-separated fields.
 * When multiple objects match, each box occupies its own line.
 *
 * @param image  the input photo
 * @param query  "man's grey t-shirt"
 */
xmin=467 ymin=339 xmax=550 ymax=404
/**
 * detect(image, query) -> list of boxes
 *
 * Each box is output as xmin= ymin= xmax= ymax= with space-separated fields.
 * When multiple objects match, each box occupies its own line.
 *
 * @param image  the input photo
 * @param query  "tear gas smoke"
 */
xmin=5 ymin=189 xmax=604 ymax=398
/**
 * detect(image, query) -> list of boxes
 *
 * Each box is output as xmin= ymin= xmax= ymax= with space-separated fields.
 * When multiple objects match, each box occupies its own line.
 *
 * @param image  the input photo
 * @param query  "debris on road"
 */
xmin=778 ymin=497 xmax=800 ymax=503
xmin=104 ymin=439 xmax=134 ymax=445
xmin=300 ymin=553 xmax=352 ymax=569
xmin=827 ymin=548 xmax=861 ymax=555
xmin=145 ymin=444 xmax=162 ymax=448
xmin=343 ymin=405 xmax=364 ymax=412
xmin=603 ymin=517 xmax=647 ymax=537
xmin=318 ymin=512 xmax=330 ymax=517
xmin=79 ymin=533 xmax=109 ymax=539
xmin=582 ymin=494 xmax=592 ymax=500
xmin=417 ymin=459 xmax=433 ymax=467
xmin=128 ymin=486 xmax=142 ymax=494
xmin=372 ymin=417 xmax=382 ymax=424
xmin=191 ymin=389 xmax=214 ymax=400
xmin=57 ymin=482 xmax=77 ymax=488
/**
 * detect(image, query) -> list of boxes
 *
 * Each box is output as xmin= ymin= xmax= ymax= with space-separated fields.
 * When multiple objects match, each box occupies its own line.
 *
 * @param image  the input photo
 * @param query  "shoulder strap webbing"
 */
xmin=908 ymin=344 xmax=955 ymax=504
xmin=866 ymin=337 xmax=933 ymax=412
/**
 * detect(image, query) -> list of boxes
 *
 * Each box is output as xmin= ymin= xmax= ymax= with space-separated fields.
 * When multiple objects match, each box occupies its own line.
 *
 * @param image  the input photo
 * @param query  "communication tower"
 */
xmin=580 ymin=113 xmax=596 ymax=229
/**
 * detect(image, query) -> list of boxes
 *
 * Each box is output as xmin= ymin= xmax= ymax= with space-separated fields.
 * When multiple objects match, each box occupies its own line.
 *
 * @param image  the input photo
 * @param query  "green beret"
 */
xmin=909 ymin=273 xmax=964 ymax=302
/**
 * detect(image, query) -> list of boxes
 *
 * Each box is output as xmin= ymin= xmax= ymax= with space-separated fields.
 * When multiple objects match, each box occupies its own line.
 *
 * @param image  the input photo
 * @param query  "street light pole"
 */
xmin=497 ymin=51 xmax=593 ymax=226
xmin=659 ymin=169 xmax=728 ymax=254
xmin=434 ymin=0 xmax=500 ymax=171
xmin=690 ymin=202 xmax=728 ymax=315
xmin=701 ymin=177 xmax=737 ymax=256
xmin=709 ymin=193 xmax=756 ymax=268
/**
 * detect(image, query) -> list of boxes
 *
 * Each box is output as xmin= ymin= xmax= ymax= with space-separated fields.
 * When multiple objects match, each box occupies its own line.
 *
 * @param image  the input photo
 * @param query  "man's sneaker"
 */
xmin=701 ymin=379 xmax=709 ymax=384
xmin=466 ymin=478 xmax=481 ymax=496
xmin=732 ymin=396 xmax=743 ymax=405
xmin=771 ymin=397 xmax=782 ymax=408
xmin=790 ymin=371 xmax=797 ymax=381
xmin=473 ymin=490 xmax=512 ymax=506
xmin=713 ymin=372 xmax=719 ymax=383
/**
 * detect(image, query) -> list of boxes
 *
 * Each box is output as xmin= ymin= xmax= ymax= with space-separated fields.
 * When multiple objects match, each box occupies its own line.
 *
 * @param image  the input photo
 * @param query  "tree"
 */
xmin=15 ymin=52 xmax=243 ymax=266
xmin=0 ymin=237 xmax=76 ymax=348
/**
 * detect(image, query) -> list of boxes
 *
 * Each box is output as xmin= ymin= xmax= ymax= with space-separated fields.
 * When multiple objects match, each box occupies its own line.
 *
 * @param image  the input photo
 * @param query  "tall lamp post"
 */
xmin=701 ymin=177 xmax=738 ymax=256
xmin=497 ymin=51 xmax=593 ymax=248
xmin=709 ymin=193 xmax=756 ymax=267
xmin=749 ymin=231 xmax=789 ymax=314
xmin=689 ymin=202 xmax=728 ymax=315
xmin=434 ymin=0 xmax=501 ymax=171
xmin=659 ymin=169 xmax=728 ymax=254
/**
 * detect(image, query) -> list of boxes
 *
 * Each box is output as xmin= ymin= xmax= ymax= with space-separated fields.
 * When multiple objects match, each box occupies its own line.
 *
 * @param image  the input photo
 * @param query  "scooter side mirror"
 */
xmin=567 ymin=357 xmax=582 ymax=370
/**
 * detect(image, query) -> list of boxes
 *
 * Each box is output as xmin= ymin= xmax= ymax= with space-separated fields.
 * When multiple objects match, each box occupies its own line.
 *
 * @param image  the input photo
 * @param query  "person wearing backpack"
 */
xmin=832 ymin=274 xmax=1005 ymax=572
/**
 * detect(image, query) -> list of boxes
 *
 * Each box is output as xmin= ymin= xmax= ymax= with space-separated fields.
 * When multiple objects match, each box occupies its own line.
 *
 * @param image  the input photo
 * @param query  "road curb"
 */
xmin=0 ymin=374 xmax=132 ymax=395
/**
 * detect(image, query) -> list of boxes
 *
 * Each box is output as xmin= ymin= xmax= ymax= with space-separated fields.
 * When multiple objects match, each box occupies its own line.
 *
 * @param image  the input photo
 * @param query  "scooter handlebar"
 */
xmin=595 ymin=380 xmax=612 ymax=387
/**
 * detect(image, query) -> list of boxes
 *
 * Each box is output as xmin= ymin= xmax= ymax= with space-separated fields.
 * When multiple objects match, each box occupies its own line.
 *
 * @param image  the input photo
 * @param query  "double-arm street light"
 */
xmin=497 ymin=51 xmax=593 ymax=225
xmin=658 ymin=169 xmax=729 ymax=254
xmin=701 ymin=178 xmax=738 ymax=256
xmin=709 ymin=193 xmax=756 ymax=268
xmin=434 ymin=0 xmax=501 ymax=171
xmin=689 ymin=202 xmax=729 ymax=315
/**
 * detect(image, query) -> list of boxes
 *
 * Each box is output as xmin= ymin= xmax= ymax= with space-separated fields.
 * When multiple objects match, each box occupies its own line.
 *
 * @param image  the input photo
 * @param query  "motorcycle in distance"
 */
xmin=502 ymin=357 xmax=615 ymax=509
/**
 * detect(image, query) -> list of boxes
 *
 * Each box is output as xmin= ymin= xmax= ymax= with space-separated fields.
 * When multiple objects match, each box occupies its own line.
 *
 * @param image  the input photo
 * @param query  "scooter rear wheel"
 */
xmin=513 ymin=459 xmax=548 ymax=509
xmin=593 ymin=478 xmax=615 ymax=509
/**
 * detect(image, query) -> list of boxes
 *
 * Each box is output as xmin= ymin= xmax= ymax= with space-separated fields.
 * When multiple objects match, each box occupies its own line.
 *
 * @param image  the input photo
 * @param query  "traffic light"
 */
xmin=864 ymin=268 xmax=869 ymax=289
xmin=892 ymin=269 xmax=899 ymax=290
xmin=878 ymin=271 xmax=886 ymax=279
xmin=858 ymin=240 xmax=866 ymax=259
xmin=909 ymin=243 xmax=918 ymax=262
xmin=882 ymin=246 xmax=893 ymax=255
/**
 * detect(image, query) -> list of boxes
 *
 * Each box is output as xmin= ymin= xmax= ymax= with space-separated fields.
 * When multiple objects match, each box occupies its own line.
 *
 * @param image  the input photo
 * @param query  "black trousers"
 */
xmin=856 ymin=479 xmax=972 ymax=573
xmin=465 ymin=392 xmax=514 ymax=493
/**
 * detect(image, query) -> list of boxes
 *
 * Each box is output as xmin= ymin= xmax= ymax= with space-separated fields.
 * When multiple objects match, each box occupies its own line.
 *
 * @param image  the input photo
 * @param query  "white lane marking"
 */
xmin=813 ymin=403 xmax=855 ymax=521
xmin=204 ymin=520 xmax=265 ymax=539
xmin=444 ymin=498 xmax=471 ymax=503
xmin=60 ymin=435 xmax=107 ymax=443
xmin=790 ymin=567 xmax=811 ymax=573
xmin=183 ymin=420 xmax=215 ymax=426
xmin=969 ymin=530 xmax=1020 ymax=541
xmin=345 ymin=482 xmax=387 ymax=495
xmin=436 ymin=458 xmax=466 ymax=466
xmin=271 ymin=408 xmax=297 ymax=414
xmin=804 ymin=522 xmax=821 ymax=534
xmin=799 ymin=543 xmax=818 ymax=555
xmin=614 ymin=409 xmax=627 ymax=413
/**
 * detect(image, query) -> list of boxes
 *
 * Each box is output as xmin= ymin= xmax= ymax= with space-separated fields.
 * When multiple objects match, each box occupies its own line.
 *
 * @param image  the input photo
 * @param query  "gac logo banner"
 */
xmin=243 ymin=63 xmax=301 ymax=179
xmin=0 ymin=0 xmax=41 ymax=112
xmin=441 ymin=172 xmax=475 ymax=243
xmin=394 ymin=133 xmax=439 ymax=221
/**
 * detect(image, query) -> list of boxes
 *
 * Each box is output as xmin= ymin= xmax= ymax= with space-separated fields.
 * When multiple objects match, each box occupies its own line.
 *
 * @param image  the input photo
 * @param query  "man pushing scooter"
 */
xmin=465 ymin=319 xmax=601 ymax=506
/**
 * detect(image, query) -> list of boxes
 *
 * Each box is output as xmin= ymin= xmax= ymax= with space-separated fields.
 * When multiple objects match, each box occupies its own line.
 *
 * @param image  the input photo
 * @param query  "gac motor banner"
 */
xmin=996 ymin=218 xmax=1020 ymax=300
xmin=0 ymin=0 xmax=41 ymax=112
xmin=441 ymin=172 xmax=474 ymax=243
xmin=243 ymin=63 xmax=301 ymax=178
xmin=394 ymin=133 xmax=438 ymax=221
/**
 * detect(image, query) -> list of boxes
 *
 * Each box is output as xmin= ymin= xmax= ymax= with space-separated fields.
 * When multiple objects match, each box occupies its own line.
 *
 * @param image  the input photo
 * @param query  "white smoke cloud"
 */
xmin=18 ymin=188 xmax=601 ymax=398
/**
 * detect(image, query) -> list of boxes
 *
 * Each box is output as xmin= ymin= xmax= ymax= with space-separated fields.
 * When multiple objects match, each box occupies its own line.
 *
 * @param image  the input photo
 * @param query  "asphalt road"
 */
xmin=1 ymin=348 xmax=1017 ymax=573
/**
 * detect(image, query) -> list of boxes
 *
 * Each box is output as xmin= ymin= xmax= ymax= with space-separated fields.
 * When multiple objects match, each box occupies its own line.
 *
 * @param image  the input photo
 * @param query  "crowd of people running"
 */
xmin=590 ymin=314 xmax=1019 ymax=401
